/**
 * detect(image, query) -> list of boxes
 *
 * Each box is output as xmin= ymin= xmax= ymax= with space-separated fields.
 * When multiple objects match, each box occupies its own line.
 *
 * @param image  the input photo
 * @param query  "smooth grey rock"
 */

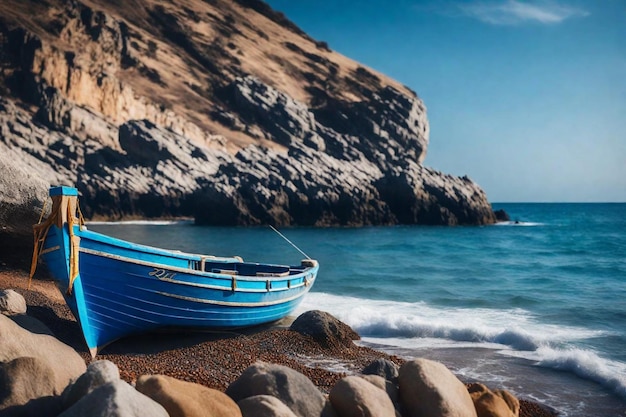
xmin=238 ymin=395 xmax=298 ymax=417
xmin=62 ymin=360 xmax=120 ymax=409
xmin=58 ymin=380 xmax=168 ymax=417
xmin=359 ymin=374 xmax=399 ymax=408
xmin=0 ymin=141 xmax=50 ymax=268
xmin=329 ymin=375 xmax=396 ymax=417
xmin=0 ymin=356 xmax=61 ymax=415
xmin=136 ymin=374 xmax=242 ymax=417
xmin=320 ymin=400 xmax=339 ymax=417
xmin=0 ymin=315 xmax=86 ymax=394
xmin=362 ymin=358 xmax=399 ymax=382
xmin=226 ymin=362 xmax=325 ymax=417
xmin=467 ymin=383 xmax=519 ymax=417
xmin=0 ymin=289 xmax=27 ymax=315
xmin=0 ymin=396 xmax=62 ymax=417
xmin=9 ymin=314 xmax=54 ymax=335
xmin=398 ymin=358 xmax=477 ymax=417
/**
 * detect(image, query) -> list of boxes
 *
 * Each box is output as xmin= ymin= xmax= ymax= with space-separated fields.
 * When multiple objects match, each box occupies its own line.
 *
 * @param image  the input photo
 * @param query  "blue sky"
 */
xmin=265 ymin=0 xmax=625 ymax=202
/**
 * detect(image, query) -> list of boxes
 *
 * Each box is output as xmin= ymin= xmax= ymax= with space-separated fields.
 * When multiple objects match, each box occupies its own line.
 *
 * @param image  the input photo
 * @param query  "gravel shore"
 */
xmin=0 ymin=266 xmax=557 ymax=417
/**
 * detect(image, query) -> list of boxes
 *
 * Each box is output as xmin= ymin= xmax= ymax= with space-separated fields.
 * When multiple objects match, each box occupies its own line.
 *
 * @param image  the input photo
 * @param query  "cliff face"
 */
xmin=0 ymin=0 xmax=496 ymax=229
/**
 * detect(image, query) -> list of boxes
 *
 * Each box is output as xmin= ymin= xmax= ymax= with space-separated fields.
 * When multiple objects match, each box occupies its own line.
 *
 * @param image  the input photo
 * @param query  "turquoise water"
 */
xmin=89 ymin=203 xmax=626 ymax=416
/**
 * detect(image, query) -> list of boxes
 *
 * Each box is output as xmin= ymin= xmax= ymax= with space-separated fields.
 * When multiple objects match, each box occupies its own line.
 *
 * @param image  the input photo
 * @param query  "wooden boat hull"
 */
xmin=35 ymin=187 xmax=318 ymax=355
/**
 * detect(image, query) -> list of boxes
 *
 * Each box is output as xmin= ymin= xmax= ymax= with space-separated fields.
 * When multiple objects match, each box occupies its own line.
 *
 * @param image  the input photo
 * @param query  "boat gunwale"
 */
xmin=79 ymin=246 xmax=316 ymax=291
xmin=73 ymin=227 xmax=318 ymax=284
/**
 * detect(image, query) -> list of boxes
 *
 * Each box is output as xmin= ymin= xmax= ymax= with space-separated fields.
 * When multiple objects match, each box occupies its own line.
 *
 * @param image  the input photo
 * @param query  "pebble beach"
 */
xmin=0 ymin=266 xmax=557 ymax=417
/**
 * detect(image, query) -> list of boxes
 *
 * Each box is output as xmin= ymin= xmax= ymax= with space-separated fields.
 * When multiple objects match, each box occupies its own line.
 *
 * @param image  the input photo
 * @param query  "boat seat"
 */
xmin=256 ymin=271 xmax=290 ymax=277
xmin=212 ymin=269 xmax=238 ymax=276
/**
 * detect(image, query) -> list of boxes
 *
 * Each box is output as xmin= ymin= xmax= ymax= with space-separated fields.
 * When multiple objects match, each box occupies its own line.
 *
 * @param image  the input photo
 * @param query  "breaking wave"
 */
xmin=296 ymin=292 xmax=626 ymax=399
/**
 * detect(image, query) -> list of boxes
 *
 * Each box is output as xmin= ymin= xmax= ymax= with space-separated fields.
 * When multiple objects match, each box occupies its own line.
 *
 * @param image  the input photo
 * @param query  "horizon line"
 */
xmin=491 ymin=201 xmax=626 ymax=204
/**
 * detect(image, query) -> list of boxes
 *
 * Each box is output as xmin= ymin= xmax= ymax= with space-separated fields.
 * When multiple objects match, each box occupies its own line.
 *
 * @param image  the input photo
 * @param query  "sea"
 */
xmin=88 ymin=203 xmax=626 ymax=417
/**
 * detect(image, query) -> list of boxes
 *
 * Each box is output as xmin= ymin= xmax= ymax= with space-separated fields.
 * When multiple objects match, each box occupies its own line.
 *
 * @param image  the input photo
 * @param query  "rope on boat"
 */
xmin=268 ymin=225 xmax=311 ymax=260
xmin=37 ymin=197 xmax=48 ymax=224
xmin=29 ymin=198 xmax=57 ymax=290
xmin=29 ymin=194 xmax=85 ymax=294
xmin=67 ymin=202 xmax=80 ymax=294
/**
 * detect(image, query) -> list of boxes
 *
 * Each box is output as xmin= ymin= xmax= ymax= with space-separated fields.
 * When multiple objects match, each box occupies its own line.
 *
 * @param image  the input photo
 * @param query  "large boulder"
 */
xmin=362 ymin=358 xmax=400 ymax=382
xmin=0 ymin=141 xmax=50 ymax=238
xmin=359 ymin=374 xmax=400 ymax=409
xmin=0 ymin=315 xmax=86 ymax=394
xmin=467 ymin=383 xmax=519 ymax=417
xmin=321 ymin=401 xmax=339 ymax=417
xmin=0 ymin=289 xmax=27 ymax=315
xmin=329 ymin=375 xmax=396 ymax=417
xmin=0 ymin=143 xmax=50 ymax=268
xmin=0 ymin=356 xmax=62 ymax=416
xmin=136 ymin=374 xmax=242 ymax=417
xmin=495 ymin=390 xmax=519 ymax=417
xmin=237 ymin=395 xmax=298 ymax=417
xmin=290 ymin=310 xmax=360 ymax=349
xmin=398 ymin=358 xmax=477 ymax=417
xmin=62 ymin=360 xmax=120 ymax=409
xmin=57 ymin=380 xmax=168 ymax=417
xmin=226 ymin=362 xmax=326 ymax=417
xmin=9 ymin=314 xmax=54 ymax=335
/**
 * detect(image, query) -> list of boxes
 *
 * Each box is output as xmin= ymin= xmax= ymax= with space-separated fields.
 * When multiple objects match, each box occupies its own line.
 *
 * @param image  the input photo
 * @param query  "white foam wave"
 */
xmin=504 ymin=347 xmax=626 ymax=400
xmin=297 ymin=292 xmax=625 ymax=397
xmin=298 ymin=293 xmax=601 ymax=351
xmin=494 ymin=221 xmax=544 ymax=227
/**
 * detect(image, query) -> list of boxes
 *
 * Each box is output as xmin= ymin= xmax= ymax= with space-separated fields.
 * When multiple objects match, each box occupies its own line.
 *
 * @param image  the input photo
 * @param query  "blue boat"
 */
xmin=30 ymin=186 xmax=318 ymax=356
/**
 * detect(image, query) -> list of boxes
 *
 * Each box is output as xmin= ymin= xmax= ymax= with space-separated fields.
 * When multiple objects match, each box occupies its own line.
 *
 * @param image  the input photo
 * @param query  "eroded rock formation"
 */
xmin=0 ymin=0 xmax=497 ymax=246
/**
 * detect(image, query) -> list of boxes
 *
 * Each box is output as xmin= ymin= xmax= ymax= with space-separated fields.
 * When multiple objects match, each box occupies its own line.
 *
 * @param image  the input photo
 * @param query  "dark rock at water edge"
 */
xmin=290 ymin=310 xmax=360 ymax=349
xmin=494 ymin=209 xmax=510 ymax=222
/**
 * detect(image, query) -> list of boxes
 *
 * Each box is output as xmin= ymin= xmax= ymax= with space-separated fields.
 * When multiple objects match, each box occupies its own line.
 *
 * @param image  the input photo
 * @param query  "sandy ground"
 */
xmin=0 ymin=266 xmax=556 ymax=417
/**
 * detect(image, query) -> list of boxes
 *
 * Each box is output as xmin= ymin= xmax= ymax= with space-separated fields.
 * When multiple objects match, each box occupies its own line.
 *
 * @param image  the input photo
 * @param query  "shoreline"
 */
xmin=0 ymin=267 xmax=557 ymax=417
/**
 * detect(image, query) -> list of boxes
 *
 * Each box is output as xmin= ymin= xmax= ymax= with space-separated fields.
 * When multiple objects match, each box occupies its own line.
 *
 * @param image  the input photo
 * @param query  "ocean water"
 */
xmin=88 ymin=203 xmax=626 ymax=416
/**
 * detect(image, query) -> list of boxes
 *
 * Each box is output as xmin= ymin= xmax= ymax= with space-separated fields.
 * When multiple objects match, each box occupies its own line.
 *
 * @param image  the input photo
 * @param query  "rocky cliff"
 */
xmin=0 ymin=0 xmax=496 ymax=245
